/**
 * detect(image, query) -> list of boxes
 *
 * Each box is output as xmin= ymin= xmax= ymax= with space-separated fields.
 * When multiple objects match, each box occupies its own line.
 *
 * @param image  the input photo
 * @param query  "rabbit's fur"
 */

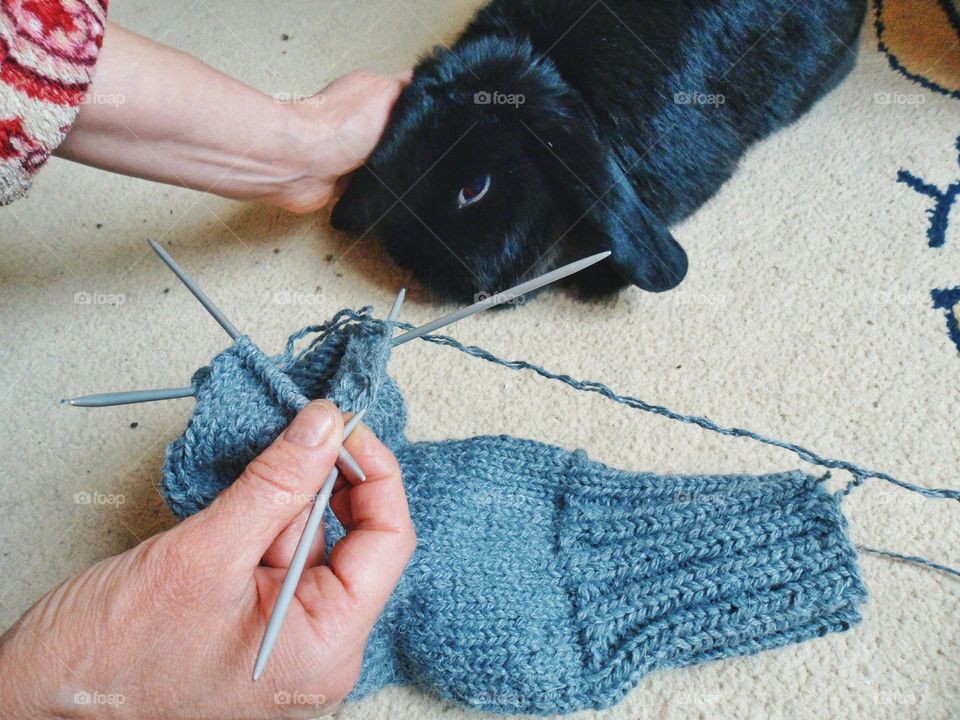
xmin=332 ymin=0 xmax=866 ymax=301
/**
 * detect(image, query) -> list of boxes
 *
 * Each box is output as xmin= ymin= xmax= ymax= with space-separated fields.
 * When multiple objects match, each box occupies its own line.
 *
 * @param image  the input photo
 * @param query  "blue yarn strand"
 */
xmin=407 ymin=328 xmax=960 ymax=578
xmin=858 ymin=546 xmax=960 ymax=578
xmin=410 ymin=329 xmax=960 ymax=502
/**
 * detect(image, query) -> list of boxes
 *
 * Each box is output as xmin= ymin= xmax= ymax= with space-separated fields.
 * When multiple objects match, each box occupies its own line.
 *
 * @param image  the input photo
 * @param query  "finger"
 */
xmin=184 ymin=400 xmax=343 ymax=568
xmin=329 ymin=480 xmax=354 ymax=530
xmin=301 ymin=425 xmax=415 ymax=626
xmin=261 ymin=506 xmax=326 ymax=569
xmin=328 ymin=468 xmax=355 ymax=530
xmin=267 ymin=416 xmax=358 ymax=564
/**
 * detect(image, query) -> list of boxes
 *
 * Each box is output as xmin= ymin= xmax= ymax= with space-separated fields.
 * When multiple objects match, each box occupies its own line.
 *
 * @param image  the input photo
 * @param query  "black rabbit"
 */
xmin=332 ymin=0 xmax=866 ymax=302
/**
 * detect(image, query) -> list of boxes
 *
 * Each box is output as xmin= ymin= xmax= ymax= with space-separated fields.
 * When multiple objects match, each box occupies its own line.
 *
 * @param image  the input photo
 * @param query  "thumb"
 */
xmin=187 ymin=400 xmax=344 ymax=567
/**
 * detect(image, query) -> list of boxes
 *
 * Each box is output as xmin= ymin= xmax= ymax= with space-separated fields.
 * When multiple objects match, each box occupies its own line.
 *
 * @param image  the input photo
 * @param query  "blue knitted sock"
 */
xmin=161 ymin=310 xmax=867 ymax=715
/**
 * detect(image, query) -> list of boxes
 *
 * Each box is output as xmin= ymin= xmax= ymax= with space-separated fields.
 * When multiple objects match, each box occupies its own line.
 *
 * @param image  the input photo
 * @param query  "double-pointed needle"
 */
xmin=86 ymin=240 xmax=366 ymax=481
xmin=65 ymin=251 xmax=611 ymax=407
xmin=251 ymin=288 xmax=406 ymax=682
xmin=251 ymin=250 xmax=610 ymax=680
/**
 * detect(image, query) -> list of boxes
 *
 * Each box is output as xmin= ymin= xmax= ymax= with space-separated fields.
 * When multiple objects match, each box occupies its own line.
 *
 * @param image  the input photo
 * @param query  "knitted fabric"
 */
xmin=161 ymin=309 xmax=868 ymax=715
xmin=163 ymin=312 xmax=402 ymax=518
xmin=0 ymin=0 xmax=108 ymax=205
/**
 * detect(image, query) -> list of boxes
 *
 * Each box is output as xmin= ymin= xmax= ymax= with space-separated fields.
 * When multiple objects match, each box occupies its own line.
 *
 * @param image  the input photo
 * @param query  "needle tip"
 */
xmin=338 ymin=448 xmax=366 ymax=481
xmin=387 ymin=288 xmax=406 ymax=323
xmin=60 ymin=398 xmax=74 ymax=407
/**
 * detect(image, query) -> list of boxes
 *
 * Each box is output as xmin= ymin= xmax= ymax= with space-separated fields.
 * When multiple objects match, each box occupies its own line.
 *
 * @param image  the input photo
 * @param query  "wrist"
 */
xmin=0 ymin=605 xmax=117 ymax=720
xmin=262 ymin=99 xmax=339 ymax=213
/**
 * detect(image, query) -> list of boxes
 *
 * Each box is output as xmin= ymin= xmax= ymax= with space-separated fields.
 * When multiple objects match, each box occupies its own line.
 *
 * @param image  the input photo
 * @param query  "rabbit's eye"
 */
xmin=456 ymin=174 xmax=491 ymax=209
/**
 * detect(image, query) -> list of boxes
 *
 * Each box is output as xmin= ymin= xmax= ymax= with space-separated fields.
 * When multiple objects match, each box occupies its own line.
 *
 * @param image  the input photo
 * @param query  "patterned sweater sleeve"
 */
xmin=0 ymin=0 xmax=108 ymax=205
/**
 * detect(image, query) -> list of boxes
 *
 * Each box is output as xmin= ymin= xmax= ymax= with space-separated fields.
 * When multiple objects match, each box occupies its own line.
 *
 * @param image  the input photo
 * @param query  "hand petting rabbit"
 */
xmin=332 ymin=0 xmax=867 ymax=302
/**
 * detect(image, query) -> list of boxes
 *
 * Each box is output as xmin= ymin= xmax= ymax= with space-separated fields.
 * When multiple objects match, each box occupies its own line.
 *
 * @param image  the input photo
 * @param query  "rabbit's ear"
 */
xmin=541 ymin=127 xmax=687 ymax=292
xmin=587 ymin=154 xmax=688 ymax=292
xmin=330 ymin=165 xmax=384 ymax=233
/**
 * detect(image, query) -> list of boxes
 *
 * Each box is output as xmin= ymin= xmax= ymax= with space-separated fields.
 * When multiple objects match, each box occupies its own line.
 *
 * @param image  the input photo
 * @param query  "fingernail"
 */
xmin=284 ymin=401 xmax=335 ymax=448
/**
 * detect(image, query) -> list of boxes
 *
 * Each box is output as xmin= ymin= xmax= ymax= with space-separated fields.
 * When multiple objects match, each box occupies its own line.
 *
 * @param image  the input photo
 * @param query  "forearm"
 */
xmin=55 ymin=23 xmax=312 ymax=204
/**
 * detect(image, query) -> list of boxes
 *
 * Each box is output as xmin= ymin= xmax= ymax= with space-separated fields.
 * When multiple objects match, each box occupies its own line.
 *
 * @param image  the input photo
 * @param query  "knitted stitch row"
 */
xmin=160 ymin=309 xmax=881 ymax=714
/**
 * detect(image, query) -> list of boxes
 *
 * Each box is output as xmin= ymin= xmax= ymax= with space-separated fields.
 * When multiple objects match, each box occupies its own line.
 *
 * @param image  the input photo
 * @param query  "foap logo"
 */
xmin=844 ymin=290 xmax=928 ymax=310
xmin=673 ymin=490 xmax=727 ymax=507
xmin=74 ymin=490 xmax=126 ymax=507
xmin=80 ymin=92 xmax=126 ymax=107
xmin=873 ymin=91 xmax=925 ymax=106
xmin=73 ymin=690 xmax=125 ymax=707
xmin=273 ymin=690 xmax=326 ymax=707
xmin=272 ymin=289 xmax=324 ymax=306
xmin=674 ymin=690 xmax=724 ymax=707
xmin=674 ymin=90 xmax=725 ymax=107
xmin=666 ymin=290 xmax=727 ymax=307
xmin=472 ymin=490 xmax=500 ymax=509
xmin=474 ymin=290 xmax=527 ymax=306
xmin=468 ymin=690 xmax=531 ymax=708
xmin=862 ymin=674 xmax=927 ymax=708
xmin=273 ymin=91 xmax=326 ymax=107
xmin=74 ymin=290 xmax=125 ymax=307
xmin=473 ymin=90 xmax=525 ymax=107
xmin=273 ymin=491 xmax=314 ymax=506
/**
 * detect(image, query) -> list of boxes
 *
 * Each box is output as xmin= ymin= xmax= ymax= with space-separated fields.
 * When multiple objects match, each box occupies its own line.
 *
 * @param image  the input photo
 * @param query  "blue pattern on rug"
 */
xmin=897 ymin=137 xmax=959 ymax=249
xmin=932 ymin=286 xmax=960 ymax=353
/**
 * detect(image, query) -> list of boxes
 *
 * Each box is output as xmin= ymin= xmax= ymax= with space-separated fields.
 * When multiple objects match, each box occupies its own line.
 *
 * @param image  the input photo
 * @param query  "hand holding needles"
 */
xmin=252 ymin=288 xmax=406 ymax=681
xmin=61 ymin=240 xmax=610 ymax=680
xmin=252 ymin=252 xmax=610 ymax=679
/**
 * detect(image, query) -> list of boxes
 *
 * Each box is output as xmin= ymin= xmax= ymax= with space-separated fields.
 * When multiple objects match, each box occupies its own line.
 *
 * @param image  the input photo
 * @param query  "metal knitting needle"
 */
xmin=64 ymin=288 xmax=399 ymax=406
xmin=253 ymin=288 xmax=405 ymax=682
xmin=61 ymin=235 xmax=204 ymax=403
xmin=254 ymin=254 xmax=609 ymax=678
xmin=64 ymin=252 xmax=611 ymax=407
xmin=64 ymin=387 xmax=195 ymax=407
xmin=61 ymin=297 xmax=407 ymax=408
xmin=384 ymin=287 xmax=406 ymax=330
xmin=389 ymin=251 xmax=611 ymax=346
xmin=73 ymin=239 xmax=356 ymax=480
xmin=148 ymin=238 xmax=240 ymax=339
xmin=64 ymin=240 xmax=254 ymax=405
xmin=151 ymin=239 xmax=365 ymax=480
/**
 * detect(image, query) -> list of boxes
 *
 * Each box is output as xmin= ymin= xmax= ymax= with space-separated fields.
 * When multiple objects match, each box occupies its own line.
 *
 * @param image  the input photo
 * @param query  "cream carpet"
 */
xmin=1 ymin=1 xmax=957 ymax=718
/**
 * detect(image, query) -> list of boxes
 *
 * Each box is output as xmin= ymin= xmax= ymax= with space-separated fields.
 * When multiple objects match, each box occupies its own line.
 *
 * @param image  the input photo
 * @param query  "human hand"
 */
xmin=56 ymin=23 xmax=409 ymax=214
xmin=275 ymin=70 xmax=411 ymax=213
xmin=0 ymin=400 xmax=415 ymax=719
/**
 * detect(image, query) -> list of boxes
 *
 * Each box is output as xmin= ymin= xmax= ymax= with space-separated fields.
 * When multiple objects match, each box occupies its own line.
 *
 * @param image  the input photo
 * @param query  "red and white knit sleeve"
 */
xmin=0 ymin=0 xmax=107 ymax=205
